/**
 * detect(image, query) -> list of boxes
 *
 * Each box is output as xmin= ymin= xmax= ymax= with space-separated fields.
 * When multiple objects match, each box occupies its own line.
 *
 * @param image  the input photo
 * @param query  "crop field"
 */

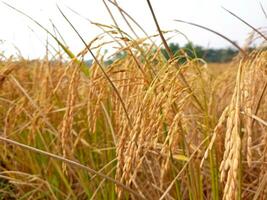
xmin=0 ymin=1 xmax=267 ymax=200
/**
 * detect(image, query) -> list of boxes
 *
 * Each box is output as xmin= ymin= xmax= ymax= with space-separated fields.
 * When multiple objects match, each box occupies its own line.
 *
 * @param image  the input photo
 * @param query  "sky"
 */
xmin=0 ymin=0 xmax=266 ymax=59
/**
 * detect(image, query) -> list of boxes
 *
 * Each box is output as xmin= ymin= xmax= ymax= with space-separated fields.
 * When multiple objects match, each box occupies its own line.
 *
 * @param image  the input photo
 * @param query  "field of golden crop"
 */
xmin=0 ymin=1 xmax=267 ymax=200
xmin=0 ymin=50 xmax=266 ymax=200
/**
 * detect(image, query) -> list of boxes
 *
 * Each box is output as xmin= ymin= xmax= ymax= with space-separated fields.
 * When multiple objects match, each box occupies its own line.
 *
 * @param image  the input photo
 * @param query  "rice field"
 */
xmin=0 ymin=1 xmax=267 ymax=200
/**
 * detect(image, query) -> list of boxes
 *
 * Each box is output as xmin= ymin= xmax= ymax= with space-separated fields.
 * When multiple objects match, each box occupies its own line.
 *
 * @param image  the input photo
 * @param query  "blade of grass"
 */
xmin=222 ymin=7 xmax=267 ymax=41
xmin=252 ymin=81 xmax=267 ymax=126
xmin=109 ymin=0 xmax=139 ymax=38
xmin=146 ymin=0 xmax=173 ymax=57
xmin=174 ymin=19 xmax=247 ymax=56
xmin=27 ymin=26 xmax=58 ymax=57
xmin=260 ymin=2 xmax=267 ymax=18
xmin=0 ymin=135 xmax=145 ymax=199
xmin=2 ymin=1 xmax=89 ymax=76
xmin=106 ymin=0 xmax=154 ymax=44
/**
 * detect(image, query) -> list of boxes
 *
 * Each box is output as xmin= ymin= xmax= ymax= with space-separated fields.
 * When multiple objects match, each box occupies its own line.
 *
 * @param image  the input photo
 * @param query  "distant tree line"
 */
xmin=86 ymin=42 xmax=248 ymax=66
xmin=161 ymin=42 xmax=240 ymax=63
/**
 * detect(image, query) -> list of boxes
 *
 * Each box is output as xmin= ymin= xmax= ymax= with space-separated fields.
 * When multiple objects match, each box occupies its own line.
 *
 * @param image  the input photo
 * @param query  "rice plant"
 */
xmin=0 ymin=1 xmax=266 ymax=200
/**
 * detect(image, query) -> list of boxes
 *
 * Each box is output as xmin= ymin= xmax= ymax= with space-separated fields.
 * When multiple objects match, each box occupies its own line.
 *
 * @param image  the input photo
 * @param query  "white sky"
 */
xmin=0 ymin=0 xmax=266 ymax=59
